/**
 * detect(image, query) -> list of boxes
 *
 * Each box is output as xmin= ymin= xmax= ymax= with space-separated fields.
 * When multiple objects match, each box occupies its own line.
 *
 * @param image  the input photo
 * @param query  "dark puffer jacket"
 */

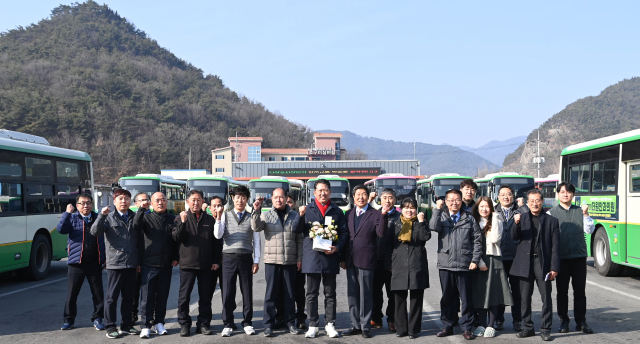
xmin=429 ymin=208 xmax=482 ymax=271
xmin=495 ymin=203 xmax=520 ymax=261
xmin=57 ymin=211 xmax=105 ymax=265
xmin=172 ymin=211 xmax=221 ymax=270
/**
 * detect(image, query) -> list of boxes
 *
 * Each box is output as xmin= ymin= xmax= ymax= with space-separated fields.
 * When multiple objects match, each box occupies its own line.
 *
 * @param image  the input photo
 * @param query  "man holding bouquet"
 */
xmin=342 ymin=185 xmax=391 ymax=338
xmin=297 ymin=179 xmax=349 ymax=338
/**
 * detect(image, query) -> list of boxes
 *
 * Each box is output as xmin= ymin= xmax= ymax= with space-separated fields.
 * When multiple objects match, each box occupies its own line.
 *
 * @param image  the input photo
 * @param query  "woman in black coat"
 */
xmin=386 ymin=198 xmax=431 ymax=338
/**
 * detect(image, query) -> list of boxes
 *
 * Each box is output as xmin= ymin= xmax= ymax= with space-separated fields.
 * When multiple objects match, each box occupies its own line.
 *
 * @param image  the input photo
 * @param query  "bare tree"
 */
xmin=344 ymin=148 xmax=368 ymax=160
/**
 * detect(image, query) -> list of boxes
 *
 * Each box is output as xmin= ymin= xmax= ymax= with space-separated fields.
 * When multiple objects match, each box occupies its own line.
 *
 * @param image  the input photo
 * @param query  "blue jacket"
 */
xmin=57 ymin=211 xmax=105 ymax=265
xmin=297 ymin=201 xmax=349 ymax=274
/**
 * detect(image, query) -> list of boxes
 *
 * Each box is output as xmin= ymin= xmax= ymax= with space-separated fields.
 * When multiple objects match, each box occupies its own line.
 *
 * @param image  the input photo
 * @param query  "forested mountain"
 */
xmin=0 ymin=1 xmax=312 ymax=183
xmin=320 ymin=130 xmax=498 ymax=177
xmin=502 ymin=77 xmax=640 ymax=176
xmin=458 ymin=135 xmax=526 ymax=166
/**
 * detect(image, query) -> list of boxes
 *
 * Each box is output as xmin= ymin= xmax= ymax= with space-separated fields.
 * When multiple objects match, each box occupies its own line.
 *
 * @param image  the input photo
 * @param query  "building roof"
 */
xmin=228 ymin=137 xmax=263 ymax=141
xmin=261 ymin=148 xmax=308 ymax=154
xmin=561 ymin=128 xmax=640 ymax=155
xmin=211 ymin=146 xmax=232 ymax=152
xmin=314 ymin=133 xmax=342 ymax=138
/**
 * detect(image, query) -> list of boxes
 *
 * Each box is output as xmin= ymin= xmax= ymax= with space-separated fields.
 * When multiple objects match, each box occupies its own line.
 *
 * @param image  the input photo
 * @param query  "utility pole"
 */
xmin=532 ymin=129 xmax=545 ymax=178
xmin=189 ymin=148 xmax=191 ymax=170
xmin=414 ymin=140 xmax=416 ymax=160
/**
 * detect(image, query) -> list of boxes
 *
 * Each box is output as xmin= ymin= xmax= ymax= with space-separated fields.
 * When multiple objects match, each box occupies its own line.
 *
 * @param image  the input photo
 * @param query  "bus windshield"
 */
xmin=250 ymin=181 xmax=290 ymax=208
xmin=494 ymin=178 xmax=535 ymax=200
xmin=377 ymin=178 xmax=416 ymax=199
xmin=432 ymin=179 xmax=464 ymax=201
xmin=188 ymin=180 xmax=228 ymax=204
xmin=120 ymin=179 xmax=159 ymax=198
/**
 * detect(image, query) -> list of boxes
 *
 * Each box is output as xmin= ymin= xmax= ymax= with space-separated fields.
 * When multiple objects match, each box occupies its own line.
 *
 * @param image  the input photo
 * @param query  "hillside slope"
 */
xmin=320 ymin=130 xmax=498 ymax=176
xmin=459 ymin=135 xmax=526 ymax=166
xmin=502 ymin=77 xmax=640 ymax=177
xmin=0 ymin=1 xmax=312 ymax=183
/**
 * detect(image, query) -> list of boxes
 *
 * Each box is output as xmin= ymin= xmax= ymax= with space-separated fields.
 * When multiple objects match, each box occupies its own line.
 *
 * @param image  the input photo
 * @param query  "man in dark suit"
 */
xmin=342 ymin=185 xmax=391 ymax=338
xmin=510 ymin=189 xmax=559 ymax=342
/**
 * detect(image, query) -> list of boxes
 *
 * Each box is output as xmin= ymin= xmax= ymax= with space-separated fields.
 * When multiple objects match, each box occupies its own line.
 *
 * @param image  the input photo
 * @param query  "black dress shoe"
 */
xmin=289 ymin=325 xmax=301 ymax=335
xmin=494 ymin=321 xmax=504 ymax=331
xmin=541 ymin=330 xmax=552 ymax=341
xmin=263 ymin=328 xmax=273 ymax=337
xmin=559 ymin=319 xmax=569 ymax=333
xmin=343 ymin=327 xmax=362 ymax=336
xmin=462 ymin=331 xmax=474 ymax=340
xmin=180 ymin=325 xmax=190 ymax=337
xmin=513 ymin=321 xmax=524 ymax=332
xmin=195 ymin=325 xmax=212 ymax=335
xmin=297 ymin=322 xmax=308 ymax=330
xmin=396 ymin=332 xmax=408 ymax=338
xmin=576 ymin=321 xmax=593 ymax=334
xmin=408 ymin=333 xmax=417 ymax=339
xmin=362 ymin=330 xmax=371 ymax=338
xmin=273 ymin=321 xmax=286 ymax=329
xmin=516 ymin=329 xmax=535 ymax=338
xmin=437 ymin=328 xmax=453 ymax=337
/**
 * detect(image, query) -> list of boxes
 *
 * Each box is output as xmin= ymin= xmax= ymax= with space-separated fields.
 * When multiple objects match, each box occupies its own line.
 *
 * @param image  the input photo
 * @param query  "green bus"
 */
xmin=474 ymin=172 xmax=535 ymax=205
xmin=306 ymin=175 xmax=352 ymax=212
xmin=289 ymin=179 xmax=306 ymax=206
xmin=560 ymin=128 xmax=640 ymax=276
xmin=416 ymin=173 xmax=472 ymax=220
xmin=118 ymin=174 xmax=186 ymax=214
xmin=248 ymin=176 xmax=291 ymax=212
xmin=0 ymin=130 xmax=93 ymax=279
xmin=186 ymin=175 xmax=247 ymax=213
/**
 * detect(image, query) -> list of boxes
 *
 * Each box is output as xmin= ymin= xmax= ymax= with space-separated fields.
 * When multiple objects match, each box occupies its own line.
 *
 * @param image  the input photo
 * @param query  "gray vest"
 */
xmin=223 ymin=211 xmax=254 ymax=255
xmin=548 ymin=204 xmax=587 ymax=259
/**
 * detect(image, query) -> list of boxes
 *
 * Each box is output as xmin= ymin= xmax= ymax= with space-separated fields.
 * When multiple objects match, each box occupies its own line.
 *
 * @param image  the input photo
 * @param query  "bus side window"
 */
xmin=630 ymin=165 xmax=640 ymax=192
xmin=569 ymin=163 xmax=590 ymax=193
xmin=592 ymin=160 xmax=617 ymax=192
xmin=0 ymin=182 xmax=23 ymax=213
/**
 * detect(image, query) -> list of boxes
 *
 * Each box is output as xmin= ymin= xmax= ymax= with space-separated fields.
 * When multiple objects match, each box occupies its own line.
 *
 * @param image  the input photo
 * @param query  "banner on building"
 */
xmin=268 ymin=167 xmax=381 ymax=178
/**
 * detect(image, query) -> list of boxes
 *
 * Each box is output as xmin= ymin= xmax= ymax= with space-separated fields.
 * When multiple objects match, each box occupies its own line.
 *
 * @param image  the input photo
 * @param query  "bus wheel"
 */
xmin=593 ymin=229 xmax=620 ymax=277
xmin=23 ymin=235 xmax=51 ymax=280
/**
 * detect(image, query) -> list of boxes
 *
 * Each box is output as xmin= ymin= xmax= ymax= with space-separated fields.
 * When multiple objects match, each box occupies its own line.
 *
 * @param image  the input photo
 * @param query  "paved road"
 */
xmin=1 ymin=237 xmax=640 ymax=343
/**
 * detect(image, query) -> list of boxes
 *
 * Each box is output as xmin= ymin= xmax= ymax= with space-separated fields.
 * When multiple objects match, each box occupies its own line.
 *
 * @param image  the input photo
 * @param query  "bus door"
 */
xmin=0 ymin=183 xmax=27 ymax=268
xmin=627 ymin=163 xmax=640 ymax=265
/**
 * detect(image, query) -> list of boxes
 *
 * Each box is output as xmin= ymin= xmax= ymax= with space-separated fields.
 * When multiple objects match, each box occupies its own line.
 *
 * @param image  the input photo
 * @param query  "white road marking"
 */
xmin=0 ymin=277 xmax=67 ymax=298
xmin=422 ymin=298 xmax=463 ymax=343
xmin=586 ymin=280 xmax=640 ymax=302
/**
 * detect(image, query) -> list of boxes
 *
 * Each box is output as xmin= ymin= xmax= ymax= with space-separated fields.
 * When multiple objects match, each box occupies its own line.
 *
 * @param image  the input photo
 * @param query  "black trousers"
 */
xmin=478 ymin=305 xmax=499 ymax=328
xmin=105 ymin=268 xmax=136 ymax=329
xmin=518 ymin=257 xmax=553 ymax=331
xmin=132 ymin=269 xmax=142 ymax=317
xmin=497 ymin=259 xmax=522 ymax=323
xmin=221 ymin=254 xmax=254 ymax=328
xmin=211 ymin=265 xmax=223 ymax=303
xmin=63 ymin=263 xmax=104 ymax=323
xmin=372 ymin=261 xmax=394 ymax=323
xmin=140 ymin=265 xmax=173 ymax=328
xmin=394 ymin=289 xmax=424 ymax=335
xmin=439 ymin=269 xmax=474 ymax=331
xmin=306 ymin=273 xmax=337 ymax=327
xmin=276 ymin=269 xmax=307 ymax=325
xmin=264 ymin=264 xmax=297 ymax=328
xmin=177 ymin=268 xmax=213 ymax=327
xmin=556 ymin=257 xmax=587 ymax=323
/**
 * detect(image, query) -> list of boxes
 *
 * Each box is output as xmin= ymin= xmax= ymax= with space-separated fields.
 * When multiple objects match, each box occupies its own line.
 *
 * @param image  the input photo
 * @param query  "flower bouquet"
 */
xmin=309 ymin=220 xmax=339 ymax=252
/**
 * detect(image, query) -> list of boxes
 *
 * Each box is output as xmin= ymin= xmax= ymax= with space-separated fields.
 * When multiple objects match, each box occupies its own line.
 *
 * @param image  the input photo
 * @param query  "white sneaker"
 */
xmin=221 ymin=327 xmax=233 ymax=337
xmin=472 ymin=326 xmax=486 ymax=337
xmin=484 ymin=327 xmax=496 ymax=338
xmin=139 ymin=328 xmax=151 ymax=338
xmin=244 ymin=326 xmax=256 ymax=335
xmin=325 ymin=323 xmax=339 ymax=338
xmin=154 ymin=323 xmax=167 ymax=335
xmin=305 ymin=326 xmax=319 ymax=338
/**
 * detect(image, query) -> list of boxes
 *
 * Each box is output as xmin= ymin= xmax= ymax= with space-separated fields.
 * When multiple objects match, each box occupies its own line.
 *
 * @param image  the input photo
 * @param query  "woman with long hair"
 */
xmin=471 ymin=196 xmax=513 ymax=338
xmin=387 ymin=198 xmax=431 ymax=339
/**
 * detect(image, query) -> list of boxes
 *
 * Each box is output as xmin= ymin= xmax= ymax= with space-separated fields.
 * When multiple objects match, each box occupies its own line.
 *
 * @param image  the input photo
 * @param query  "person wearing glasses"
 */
xmin=137 ymin=192 xmax=179 ymax=338
xmin=429 ymin=189 xmax=482 ymax=340
xmin=510 ymin=189 xmax=559 ymax=342
xmin=58 ymin=193 xmax=106 ymax=332
xmin=91 ymin=189 xmax=144 ymax=339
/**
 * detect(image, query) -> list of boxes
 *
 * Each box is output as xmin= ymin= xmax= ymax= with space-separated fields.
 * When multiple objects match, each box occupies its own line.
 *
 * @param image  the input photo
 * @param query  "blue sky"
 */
xmin=2 ymin=1 xmax=639 ymax=147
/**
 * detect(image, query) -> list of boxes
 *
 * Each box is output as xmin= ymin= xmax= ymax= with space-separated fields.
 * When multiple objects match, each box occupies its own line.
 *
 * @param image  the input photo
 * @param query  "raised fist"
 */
xmin=514 ymin=213 xmax=521 ymax=224
xmin=436 ymin=199 xmax=444 ymax=210
xmin=418 ymin=212 xmax=425 ymax=222
xmin=180 ymin=211 xmax=188 ymax=223
xmin=381 ymin=203 xmax=392 ymax=215
xmin=582 ymin=204 xmax=589 ymax=216
xmin=215 ymin=207 xmax=224 ymax=220
xmin=299 ymin=205 xmax=306 ymax=216
xmin=201 ymin=203 xmax=209 ymax=212
xmin=101 ymin=207 xmax=110 ymax=215
xmin=253 ymin=196 xmax=263 ymax=210
xmin=368 ymin=192 xmax=377 ymax=203
xmin=66 ymin=204 xmax=75 ymax=213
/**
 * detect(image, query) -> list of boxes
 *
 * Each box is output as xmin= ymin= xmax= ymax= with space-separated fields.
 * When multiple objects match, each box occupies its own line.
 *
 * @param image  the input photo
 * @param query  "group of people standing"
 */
xmin=57 ymin=178 xmax=595 ymax=341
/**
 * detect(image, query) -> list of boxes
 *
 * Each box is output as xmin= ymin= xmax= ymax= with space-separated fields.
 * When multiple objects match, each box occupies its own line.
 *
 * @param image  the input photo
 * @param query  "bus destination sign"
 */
xmin=268 ymin=167 xmax=381 ymax=178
